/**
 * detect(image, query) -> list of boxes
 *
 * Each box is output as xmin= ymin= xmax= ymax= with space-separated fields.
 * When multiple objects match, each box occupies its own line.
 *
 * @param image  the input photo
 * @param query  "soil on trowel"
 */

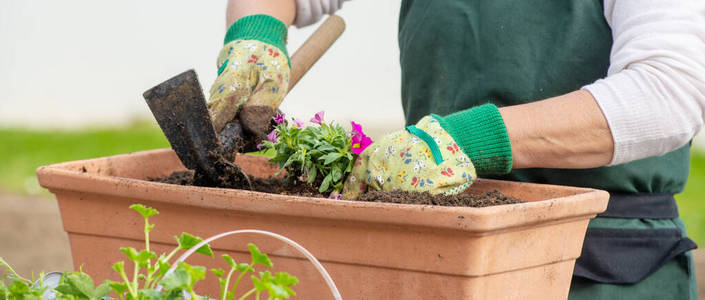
xmin=151 ymin=171 xmax=523 ymax=207
xmin=190 ymin=151 xmax=252 ymax=190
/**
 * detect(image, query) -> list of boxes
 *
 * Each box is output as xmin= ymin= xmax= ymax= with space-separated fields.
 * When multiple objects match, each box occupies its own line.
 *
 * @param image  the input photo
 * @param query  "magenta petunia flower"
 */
xmin=351 ymin=121 xmax=363 ymax=136
xmin=350 ymin=121 xmax=373 ymax=154
xmin=266 ymin=130 xmax=278 ymax=143
xmin=310 ymin=110 xmax=325 ymax=125
xmin=293 ymin=118 xmax=305 ymax=129
xmin=272 ymin=112 xmax=285 ymax=125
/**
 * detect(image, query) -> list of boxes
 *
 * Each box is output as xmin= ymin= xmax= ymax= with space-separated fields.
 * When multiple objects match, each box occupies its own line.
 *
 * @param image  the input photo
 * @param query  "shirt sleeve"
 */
xmin=293 ymin=0 xmax=346 ymax=28
xmin=583 ymin=0 xmax=705 ymax=165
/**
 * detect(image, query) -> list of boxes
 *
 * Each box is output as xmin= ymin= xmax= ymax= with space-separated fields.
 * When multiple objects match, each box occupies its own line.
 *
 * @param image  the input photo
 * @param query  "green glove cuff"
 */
xmin=224 ymin=14 xmax=289 ymax=59
xmin=432 ymin=104 xmax=512 ymax=175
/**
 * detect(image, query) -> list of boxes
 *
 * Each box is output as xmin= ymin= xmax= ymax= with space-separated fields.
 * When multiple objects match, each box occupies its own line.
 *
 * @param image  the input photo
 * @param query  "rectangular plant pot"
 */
xmin=37 ymin=149 xmax=608 ymax=299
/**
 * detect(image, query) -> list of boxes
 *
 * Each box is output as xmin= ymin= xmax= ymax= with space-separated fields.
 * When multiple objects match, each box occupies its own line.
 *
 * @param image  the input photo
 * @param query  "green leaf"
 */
xmin=159 ymin=269 xmax=189 ymax=291
xmin=250 ymin=273 xmax=268 ymax=292
xmin=221 ymin=254 xmax=235 ymax=267
xmin=139 ymin=288 xmax=165 ymax=300
xmin=316 ymin=145 xmax=336 ymax=152
xmin=306 ymin=166 xmax=317 ymax=184
xmin=112 ymin=261 xmax=125 ymax=274
xmin=107 ymin=280 xmax=128 ymax=294
xmin=250 ymin=271 xmax=297 ymax=299
xmin=176 ymin=233 xmax=214 ymax=257
xmin=180 ymin=262 xmax=206 ymax=285
xmin=8 ymin=280 xmax=29 ymax=297
xmin=247 ymin=244 xmax=273 ymax=268
xmin=94 ymin=281 xmax=112 ymax=298
xmin=319 ymin=174 xmax=333 ymax=193
xmin=55 ymin=272 xmax=96 ymax=298
xmin=211 ymin=268 xmax=225 ymax=278
xmin=120 ymin=247 xmax=140 ymax=262
xmin=120 ymin=248 xmax=156 ymax=268
xmin=274 ymin=272 xmax=299 ymax=287
xmin=235 ymin=263 xmax=254 ymax=273
xmin=129 ymin=204 xmax=159 ymax=219
xmin=269 ymin=153 xmax=289 ymax=163
xmin=331 ymin=166 xmax=342 ymax=182
xmin=156 ymin=258 xmax=171 ymax=279
xmin=320 ymin=153 xmax=343 ymax=165
xmin=281 ymin=155 xmax=297 ymax=169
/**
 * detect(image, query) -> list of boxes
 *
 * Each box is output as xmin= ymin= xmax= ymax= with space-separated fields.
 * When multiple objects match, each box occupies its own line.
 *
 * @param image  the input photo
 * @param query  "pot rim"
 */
xmin=37 ymin=148 xmax=609 ymax=233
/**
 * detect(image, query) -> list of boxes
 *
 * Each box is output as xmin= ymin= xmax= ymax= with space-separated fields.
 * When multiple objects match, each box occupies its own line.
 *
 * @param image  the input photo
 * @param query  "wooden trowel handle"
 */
xmin=288 ymin=15 xmax=346 ymax=93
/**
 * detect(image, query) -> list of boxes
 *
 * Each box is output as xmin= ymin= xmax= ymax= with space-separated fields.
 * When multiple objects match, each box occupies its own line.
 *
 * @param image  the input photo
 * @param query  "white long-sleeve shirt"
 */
xmin=295 ymin=0 xmax=705 ymax=166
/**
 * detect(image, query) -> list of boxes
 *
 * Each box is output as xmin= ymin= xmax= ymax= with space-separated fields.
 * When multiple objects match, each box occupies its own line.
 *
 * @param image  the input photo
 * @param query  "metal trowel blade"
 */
xmin=143 ymin=69 xmax=221 ymax=178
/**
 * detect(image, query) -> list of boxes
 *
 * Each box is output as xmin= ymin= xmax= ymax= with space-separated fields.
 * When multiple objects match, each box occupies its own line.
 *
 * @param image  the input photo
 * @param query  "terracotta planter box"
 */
xmin=37 ymin=149 xmax=608 ymax=299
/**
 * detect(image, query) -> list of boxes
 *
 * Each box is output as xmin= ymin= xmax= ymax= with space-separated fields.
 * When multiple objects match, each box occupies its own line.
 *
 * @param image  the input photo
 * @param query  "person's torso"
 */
xmin=398 ymin=0 xmax=690 ymax=194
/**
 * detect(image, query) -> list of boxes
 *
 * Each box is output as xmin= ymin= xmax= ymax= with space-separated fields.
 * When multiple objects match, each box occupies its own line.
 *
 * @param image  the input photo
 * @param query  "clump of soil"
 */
xmin=357 ymin=190 xmax=523 ymax=207
xmin=191 ymin=151 xmax=252 ymax=190
xmin=150 ymin=171 xmax=523 ymax=207
xmin=218 ymin=106 xmax=278 ymax=155
xmin=151 ymin=171 xmax=194 ymax=185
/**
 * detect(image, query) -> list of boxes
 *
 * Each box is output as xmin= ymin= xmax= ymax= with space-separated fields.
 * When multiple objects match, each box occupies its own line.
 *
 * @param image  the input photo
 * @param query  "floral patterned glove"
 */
xmin=342 ymin=116 xmax=477 ymax=199
xmin=208 ymin=14 xmax=291 ymax=132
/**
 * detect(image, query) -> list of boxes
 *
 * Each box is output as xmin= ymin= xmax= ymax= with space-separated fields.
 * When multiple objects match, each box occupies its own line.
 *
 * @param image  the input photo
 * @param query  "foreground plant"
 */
xmin=0 ymin=204 xmax=297 ymax=300
xmin=259 ymin=111 xmax=373 ymax=195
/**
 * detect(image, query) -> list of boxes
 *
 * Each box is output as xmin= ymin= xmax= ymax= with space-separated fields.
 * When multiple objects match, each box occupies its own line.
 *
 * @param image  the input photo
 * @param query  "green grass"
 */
xmin=676 ymin=151 xmax=705 ymax=246
xmin=1 ymin=124 xmax=703 ymax=244
xmin=0 ymin=123 xmax=168 ymax=194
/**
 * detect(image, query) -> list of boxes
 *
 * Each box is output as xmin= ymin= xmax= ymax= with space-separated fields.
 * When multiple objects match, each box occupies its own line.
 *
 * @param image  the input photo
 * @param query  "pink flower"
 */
xmin=350 ymin=121 xmax=373 ymax=154
xmin=328 ymin=193 xmax=342 ymax=200
xmin=266 ymin=130 xmax=278 ymax=143
xmin=351 ymin=121 xmax=363 ymax=136
xmin=293 ymin=118 xmax=305 ymax=129
xmin=310 ymin=110 xmax=325 ymax=125
xmin=256 ymin=143 xmax=264 ymax=150
xmin=272 ymin=113 xmax=285 ymax=125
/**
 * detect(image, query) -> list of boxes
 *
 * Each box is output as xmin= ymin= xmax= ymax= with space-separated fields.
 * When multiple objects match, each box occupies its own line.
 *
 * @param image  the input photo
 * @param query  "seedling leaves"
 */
xmin=175 ymin=233 xmax=214 ymax=257
xmin=221 ymin=254 xmax=235 ymax=267
xmin=248 ymin=243 xmax=273 ymax=268
xmin=129 ymin=204 xmax=159 ymax=220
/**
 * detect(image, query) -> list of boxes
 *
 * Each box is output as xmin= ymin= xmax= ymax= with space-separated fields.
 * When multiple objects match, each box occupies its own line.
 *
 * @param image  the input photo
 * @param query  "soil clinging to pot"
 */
xmin=357 ymin=190 xmax=523 ymax=207
xmin=150 ymin=171 xmax=524 ymax=207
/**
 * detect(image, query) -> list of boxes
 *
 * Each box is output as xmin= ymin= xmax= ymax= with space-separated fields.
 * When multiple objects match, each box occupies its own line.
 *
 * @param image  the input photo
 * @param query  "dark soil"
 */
xmin=151 ymin=171 xmax=523 ymax=207
xmin=239 ymin=105 xmax=276 ymax=139
xmin=357 ymin=190 xmax=523 ymax=207
xmin=218 ymin=106 xmax=278 ymax=155
xmin=191 ymin=151 xmax=252 ymax=190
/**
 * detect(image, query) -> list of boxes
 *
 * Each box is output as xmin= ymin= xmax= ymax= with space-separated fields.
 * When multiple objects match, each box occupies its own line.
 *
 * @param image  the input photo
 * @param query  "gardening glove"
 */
xmin=342 ymin=104 xmax=513 ymax=199
xmin=208 ymin=14 xmax=291 ymax=133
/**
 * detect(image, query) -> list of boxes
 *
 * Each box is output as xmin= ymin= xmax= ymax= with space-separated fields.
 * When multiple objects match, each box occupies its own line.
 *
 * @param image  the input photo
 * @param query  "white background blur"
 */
xmin=0 ymin=0 xmax=405 ymax=134
xmin=1 ymin=0 xmax=704 ymax=147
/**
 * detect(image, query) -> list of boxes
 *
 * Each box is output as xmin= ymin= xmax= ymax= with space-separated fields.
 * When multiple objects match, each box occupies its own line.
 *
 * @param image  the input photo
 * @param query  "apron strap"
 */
xmin=598 ymin=193 xmax=679 ymax=219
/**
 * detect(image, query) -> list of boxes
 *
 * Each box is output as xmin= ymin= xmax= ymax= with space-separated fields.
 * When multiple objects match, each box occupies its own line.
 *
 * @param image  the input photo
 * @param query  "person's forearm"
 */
xmin=499 ymin=90 xmax=614 ymax=169
xmin=226 ymin=0 xmax=296 ymax=28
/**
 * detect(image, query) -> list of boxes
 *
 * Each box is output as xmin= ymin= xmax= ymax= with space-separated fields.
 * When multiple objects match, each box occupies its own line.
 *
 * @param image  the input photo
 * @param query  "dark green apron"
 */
xmin=398 ymin=0 xmax=698 ymax=298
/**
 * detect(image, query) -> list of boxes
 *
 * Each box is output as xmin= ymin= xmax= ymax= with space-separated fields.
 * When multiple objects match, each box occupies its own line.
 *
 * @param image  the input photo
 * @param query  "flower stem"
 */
xmin=231 ymin=271 xmax=247 ymax=296
xmin=118 ymin=264 xmax=137 ymax=298
xmin=221 ymin=267 xmax=237 ymax=300
xmin=237 ymin=288 xmax=256 ymax=300
xmin=132 ymin=261 xmax=140 ymax=294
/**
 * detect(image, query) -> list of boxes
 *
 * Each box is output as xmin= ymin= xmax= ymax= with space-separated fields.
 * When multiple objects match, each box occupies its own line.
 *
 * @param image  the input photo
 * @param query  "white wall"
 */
xmin=0 ymin=0 xmax=405 ymax=135
xmin=2 ymin=0 xmax=704 ymax=147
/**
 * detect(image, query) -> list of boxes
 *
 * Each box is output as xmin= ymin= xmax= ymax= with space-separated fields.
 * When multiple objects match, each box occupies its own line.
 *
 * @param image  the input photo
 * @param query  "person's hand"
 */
xmin=208 ymin=15 xmax=291 ymax=133
xmin=342 ymin=116 xmax=478 ymax=199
